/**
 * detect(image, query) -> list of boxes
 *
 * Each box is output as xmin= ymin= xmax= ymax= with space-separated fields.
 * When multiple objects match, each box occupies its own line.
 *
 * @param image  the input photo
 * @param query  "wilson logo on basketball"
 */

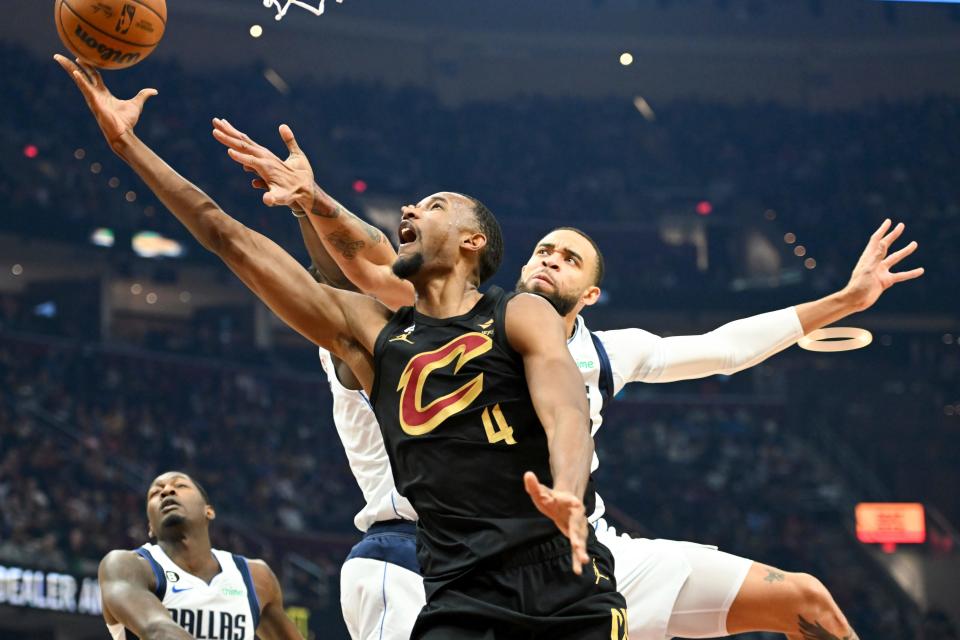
xmin=396 ymin=333 xmax=492 ymax=435
xmin=73 ymin=24 xmax=141 ymax=65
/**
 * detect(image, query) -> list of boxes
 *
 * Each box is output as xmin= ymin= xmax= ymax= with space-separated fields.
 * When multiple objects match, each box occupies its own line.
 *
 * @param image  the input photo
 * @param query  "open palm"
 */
xmin=524 ymin=471 xmax=590 ymax=575
xmin=844 ymin=219 xmax=924 ymax=312
xmin=54 ymin=54 xmax=156 ymax=147
xmin=212 ymin=118 xmax=314 ymax=209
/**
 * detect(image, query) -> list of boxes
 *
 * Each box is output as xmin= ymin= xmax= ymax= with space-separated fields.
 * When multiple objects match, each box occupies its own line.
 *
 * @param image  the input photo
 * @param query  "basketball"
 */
xmin=54 ymin=0 xmax=166 ymax=70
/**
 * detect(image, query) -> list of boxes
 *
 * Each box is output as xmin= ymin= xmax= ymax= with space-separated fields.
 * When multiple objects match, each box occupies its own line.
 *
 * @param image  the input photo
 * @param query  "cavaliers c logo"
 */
xmin=396 ymin=332 xmax=493 ymax=435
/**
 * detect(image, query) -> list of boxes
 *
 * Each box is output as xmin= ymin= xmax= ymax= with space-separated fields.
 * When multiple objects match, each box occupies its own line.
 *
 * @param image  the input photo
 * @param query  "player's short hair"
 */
xmin=153 ymin=471 xmax=212 ymax=505
xmin=466 ymin=196 xmax=503 ymax=285
xmin=552 ymin=227 xmax=604 ymax=286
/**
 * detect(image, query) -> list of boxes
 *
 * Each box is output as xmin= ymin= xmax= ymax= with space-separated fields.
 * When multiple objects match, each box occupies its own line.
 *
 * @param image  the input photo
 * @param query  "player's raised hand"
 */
xmin=54 ymin=54 xmax=157 ymax=148
xmin=843 ymin=219 xmax=924 ymax=312
xmin=212 ymin=119 xmax=314 ymax=209
xmin=524 ymin=471 xmax=590 ymax=576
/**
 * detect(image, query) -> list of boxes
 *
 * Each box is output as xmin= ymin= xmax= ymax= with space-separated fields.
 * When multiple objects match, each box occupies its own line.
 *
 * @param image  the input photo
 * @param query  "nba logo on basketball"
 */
xmin=115 ymin=3 xmax=136 ymax=34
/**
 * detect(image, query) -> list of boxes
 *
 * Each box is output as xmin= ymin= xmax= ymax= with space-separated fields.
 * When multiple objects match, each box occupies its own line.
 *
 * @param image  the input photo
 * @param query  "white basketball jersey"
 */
xmin=565 ymin=315 xmax=618 ymax=522
xmin=318 ymin=348 xmax=417 ymax=532
xmin=106 ymin=543 xmax=259 ymax=640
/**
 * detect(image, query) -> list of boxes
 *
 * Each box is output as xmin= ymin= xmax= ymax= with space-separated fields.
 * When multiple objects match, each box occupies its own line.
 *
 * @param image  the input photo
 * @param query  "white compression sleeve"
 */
xmin=596 ymin=307 xmax=804 ymax=386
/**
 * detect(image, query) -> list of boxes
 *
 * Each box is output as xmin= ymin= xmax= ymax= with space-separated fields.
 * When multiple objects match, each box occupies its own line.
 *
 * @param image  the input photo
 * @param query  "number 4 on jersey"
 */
xmin=482 ymin=404 xmax=516 ymax=445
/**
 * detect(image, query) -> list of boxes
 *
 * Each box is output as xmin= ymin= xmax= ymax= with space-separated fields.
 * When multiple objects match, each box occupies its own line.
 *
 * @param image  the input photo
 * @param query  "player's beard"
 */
xmin=392 ymin=252 xmax=424 ymax=280
xmin=160 ymin=512 xmax=187 ymax=530
xmin=515 ymin=277 xmax=579 ymax=317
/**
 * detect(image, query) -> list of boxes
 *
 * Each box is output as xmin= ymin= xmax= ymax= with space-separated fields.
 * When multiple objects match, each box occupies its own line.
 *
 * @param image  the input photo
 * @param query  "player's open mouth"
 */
xmin=161 ymin=498 xmax=181 ymax=512
xmin=398 ymin=221 xmax=418 ymax=246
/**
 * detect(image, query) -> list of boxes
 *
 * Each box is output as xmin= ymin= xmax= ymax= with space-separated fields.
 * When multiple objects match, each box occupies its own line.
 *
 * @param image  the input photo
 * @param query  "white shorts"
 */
xmin=594 ymin=519 xmax=753 ymax=640
xmin=340 ymin=522 xmax=426 ymax=640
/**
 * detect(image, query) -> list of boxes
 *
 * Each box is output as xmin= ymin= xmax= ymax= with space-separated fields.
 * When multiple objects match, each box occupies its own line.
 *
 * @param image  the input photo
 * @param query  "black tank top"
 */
xmin=370 ymin=287 xmax=594 ymax=589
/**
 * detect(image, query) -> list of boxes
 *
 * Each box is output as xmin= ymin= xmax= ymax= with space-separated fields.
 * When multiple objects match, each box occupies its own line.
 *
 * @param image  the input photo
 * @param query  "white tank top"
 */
xmin=564 ymin=315 xmax=616 ymax=523
xmin=318 ymin=347 xmax=417 ymax=532
xmin=106 ymin=543 xmax=260 ymax=640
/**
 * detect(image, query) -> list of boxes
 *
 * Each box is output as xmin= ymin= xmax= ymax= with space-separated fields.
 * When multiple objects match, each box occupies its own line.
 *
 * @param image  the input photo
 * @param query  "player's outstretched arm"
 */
xmin=507 ymin=294 xmax=593 ymax=575
xmin=211 ymin=118 xmax=416 ymax=309
xmin=602 ymin=218 xmax=925 ymax=385
xmin=54 ymin=55 xmax=388 ymax=375
xmin=247 ymin=559 xmax=305 ymax=640
xmin=98 ymin=550 xmax=193 ymax=640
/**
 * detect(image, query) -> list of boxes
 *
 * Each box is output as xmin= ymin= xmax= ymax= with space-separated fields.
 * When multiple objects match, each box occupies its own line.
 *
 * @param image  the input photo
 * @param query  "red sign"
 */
xmin=856 ymin=503 xmax=925 ymax=544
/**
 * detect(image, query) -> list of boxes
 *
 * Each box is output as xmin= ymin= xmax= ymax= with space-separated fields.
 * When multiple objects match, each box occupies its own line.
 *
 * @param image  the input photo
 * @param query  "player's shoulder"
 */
xmin=505 ymin=291 xmax=558 ymax=317
xmin=243 ymin=557 xmax=282 ymax=603
xmin=99 ymin=548 xmax=155 ymax=587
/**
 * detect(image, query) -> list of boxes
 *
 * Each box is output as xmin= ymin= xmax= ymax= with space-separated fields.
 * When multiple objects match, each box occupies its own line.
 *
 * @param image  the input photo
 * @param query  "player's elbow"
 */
xmin=193 ymin=202 xmax=241 ymax=256
xmin=211 ymin=222 xmax=259 ymax=271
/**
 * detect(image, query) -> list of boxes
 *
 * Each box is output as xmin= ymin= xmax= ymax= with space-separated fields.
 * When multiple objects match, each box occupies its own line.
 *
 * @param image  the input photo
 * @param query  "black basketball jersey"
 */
xmin=370 ymin=286 xmax=594 ymax=589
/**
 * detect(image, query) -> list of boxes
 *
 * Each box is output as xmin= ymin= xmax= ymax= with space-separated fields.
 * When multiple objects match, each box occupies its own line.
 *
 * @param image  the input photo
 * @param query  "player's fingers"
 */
xmin=69 ymin=69 xmax=97 ymax=104
xmin=523 ymin=474 xmax=554 ymax=516
xmin=523 ymin=471 xmax=549 ymax=501
xmin=226 ymin=148 xmax=264 ymax=169
xmin=879 ymin=222 xmax=905 ymax=252
xmin=569 ymin=517 xmax=587 ymax=575
xmin=133 ymin=88 xmax=158 ymax=109
xmin=870 ymin=218 xmax=892 ymax=243
xmin=567 ymin=516 xmax=584 ymax=556
xmin=216 ymin=118 xmax=253 ymax=144
xmin=890 ymin=267 xmax=925 ymax=284
xmin=279 ymin=124 xmax=302 ymax=155
xmin=75 ymin=58 xmax=103 ymax=88
xmin=233 ymin=134 xmax=269 ymax=158
xmin=882 ymin=240 xmax=917 ymax=268
xmin=53 ymin=53 xmax=80 ymax=76
xmin=211 ymin=128 xmax=249 ymax=152
xmin=251 ymin=179 xmax=267 ymax=190
xmin=54 ymin=55 xmax=95 ymax=100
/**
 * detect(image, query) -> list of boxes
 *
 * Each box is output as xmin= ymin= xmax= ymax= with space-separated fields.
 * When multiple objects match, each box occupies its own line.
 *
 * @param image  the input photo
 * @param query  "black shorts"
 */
xmin=412 ymin=533 xmax=628 ymax=640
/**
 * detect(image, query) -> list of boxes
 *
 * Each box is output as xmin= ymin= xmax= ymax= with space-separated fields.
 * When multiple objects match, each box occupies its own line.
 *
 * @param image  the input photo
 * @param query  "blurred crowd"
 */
xmin=1 ymin=43 xmax=956 ymax=309
xmin=598 ymin=401 xmax=912 ymax=639
xmin=0 ymin=334 xmax=355 ymax=606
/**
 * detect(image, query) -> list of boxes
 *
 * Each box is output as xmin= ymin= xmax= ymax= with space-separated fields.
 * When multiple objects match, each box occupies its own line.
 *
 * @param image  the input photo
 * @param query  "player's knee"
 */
xmin=791 ymin=572 xmax=845 ymax=629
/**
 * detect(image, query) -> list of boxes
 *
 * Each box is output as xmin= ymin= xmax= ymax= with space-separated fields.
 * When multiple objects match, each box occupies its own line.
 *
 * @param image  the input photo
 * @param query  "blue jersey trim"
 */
xmin=358 ymin=389 xmax=374 ymax=410
xmin=389 ymin=492 xmax=402 ymax=519
xmin=232 ymin=554 xmax=261 ymax=630
xmin=135 ymin=547 xmax=166 ymax=599
xmin=590 ymin=331 xmax=615 ymax=412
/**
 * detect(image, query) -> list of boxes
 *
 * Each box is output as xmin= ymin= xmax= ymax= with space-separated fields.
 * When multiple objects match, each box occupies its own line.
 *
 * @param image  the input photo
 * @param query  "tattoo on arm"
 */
xmin=798 ymin=616 xmax=859 ymax=640
xmin=309 ymin=185 xmax=343 ymax=218
xmin=307 ymin=183 xmax=387 ymax=259
xmin=363 ymin=220 xmax=384 ymax=244
xmin=764 ymin=569 xmax=785 ymax=583
xmin=326 ymin=229 xmax=366 ymax=259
